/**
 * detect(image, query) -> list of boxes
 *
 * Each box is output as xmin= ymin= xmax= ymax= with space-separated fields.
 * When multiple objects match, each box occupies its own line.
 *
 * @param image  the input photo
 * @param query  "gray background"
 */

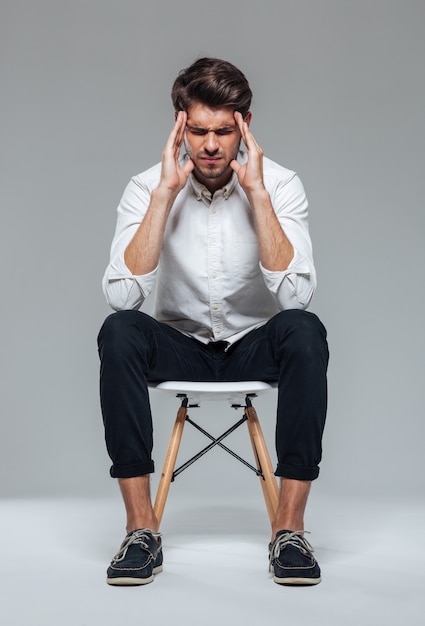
xmin=1 ymin=0 xmax=424 ymax=505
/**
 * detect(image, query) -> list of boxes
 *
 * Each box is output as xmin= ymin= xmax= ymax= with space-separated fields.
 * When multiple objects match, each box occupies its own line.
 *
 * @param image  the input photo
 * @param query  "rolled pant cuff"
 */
xmin=110 ymin=461 xmax=155 ymax=478
xmin=275 ymin=463 xmax=319 ymax=481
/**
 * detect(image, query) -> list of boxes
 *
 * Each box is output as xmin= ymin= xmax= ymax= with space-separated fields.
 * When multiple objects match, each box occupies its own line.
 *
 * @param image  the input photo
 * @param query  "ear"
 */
xmin=244 ymin=111 xmax=252 ymax=127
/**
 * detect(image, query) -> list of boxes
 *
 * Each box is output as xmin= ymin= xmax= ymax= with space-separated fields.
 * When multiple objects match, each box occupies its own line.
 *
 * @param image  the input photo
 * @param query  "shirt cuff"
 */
xmin=106 ymin=253 xmax=158 ymax=299
xmin=259 ymin=248 xmax=311 ymax=295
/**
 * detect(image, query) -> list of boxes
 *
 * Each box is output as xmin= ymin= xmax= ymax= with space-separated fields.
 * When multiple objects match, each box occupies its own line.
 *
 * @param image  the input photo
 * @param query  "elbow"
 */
xmin=102 ymin=278 xmax=145 ymax=312
xmin=296 ymin=281 xmax=316 ymax=310
xmin=287 ymin=299 xmax=310 ymax=311
xmin=105 ymin=296 xmax=128 ymax=312
xmin=279 ymin=297 xmax=310 ymax=312
xmin=277 ymin=275 xmax=316 ymax=311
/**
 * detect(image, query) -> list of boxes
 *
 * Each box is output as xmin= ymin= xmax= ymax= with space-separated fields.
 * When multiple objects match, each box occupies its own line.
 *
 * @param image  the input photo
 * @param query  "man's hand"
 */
xmin=230 ymin=112 xmax=294 ymax=272
xmin=158 ymin=111 xmax=194 ymax=197
xmin=230 ymin=111 xmax=266 ymax=196
xmin=124 ymin=112 xmax=193 ymax=275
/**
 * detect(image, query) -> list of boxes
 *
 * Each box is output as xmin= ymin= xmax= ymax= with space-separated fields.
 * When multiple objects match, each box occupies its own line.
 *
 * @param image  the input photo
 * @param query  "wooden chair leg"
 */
xmin=245 ymin=401 xmax=279 ymax=524
xmin=153 ymin=399 xmax=188 ymax=526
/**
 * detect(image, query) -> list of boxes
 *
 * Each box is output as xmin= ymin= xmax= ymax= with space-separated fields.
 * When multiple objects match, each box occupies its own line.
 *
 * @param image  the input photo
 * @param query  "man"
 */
xmin=98 ymin=57 xmax=329 ymax=587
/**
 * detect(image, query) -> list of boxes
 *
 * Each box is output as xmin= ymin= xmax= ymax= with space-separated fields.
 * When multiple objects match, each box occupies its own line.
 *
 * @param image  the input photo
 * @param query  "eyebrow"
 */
xmin=186 ymin=124 xmax=236 ymax=132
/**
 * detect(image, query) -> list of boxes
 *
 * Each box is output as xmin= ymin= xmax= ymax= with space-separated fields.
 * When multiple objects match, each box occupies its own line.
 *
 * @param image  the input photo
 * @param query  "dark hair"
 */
xmin=171 ymin=57 xmax=252 ymax=117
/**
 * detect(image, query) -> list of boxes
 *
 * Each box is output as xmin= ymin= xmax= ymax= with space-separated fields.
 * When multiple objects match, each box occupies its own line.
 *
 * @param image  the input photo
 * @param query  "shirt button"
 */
xmin=212 ymin=272 xmax=217 ymax=279
xmin=216 ymin=327 xmax=222 ymax=334
xmin=212 ymin=207 xmax=217 ymax=214
xmin=213 ymin=303 xmax=219 ymax=310
xmin=211 ymin=239 xmax=216 ymax=247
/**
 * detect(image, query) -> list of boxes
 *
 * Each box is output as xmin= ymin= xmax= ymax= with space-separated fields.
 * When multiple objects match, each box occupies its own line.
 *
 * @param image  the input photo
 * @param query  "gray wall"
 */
xmin=1 ymin=0 xmax=424 ymax=500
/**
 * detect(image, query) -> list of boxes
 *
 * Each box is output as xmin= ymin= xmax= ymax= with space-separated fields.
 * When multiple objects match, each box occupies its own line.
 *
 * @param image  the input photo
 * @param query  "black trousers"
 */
xmin=97 ymin=309 xmax=329 ymax=481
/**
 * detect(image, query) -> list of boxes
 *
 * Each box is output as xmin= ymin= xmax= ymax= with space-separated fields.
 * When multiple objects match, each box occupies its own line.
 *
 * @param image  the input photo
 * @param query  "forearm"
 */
xmin=247 ymin=188 xmax=294 ymax=271
xmin=124 ymin=187 xmax=176 ymax=275
xmin=124 ymin=111 xmax=194 ymax=276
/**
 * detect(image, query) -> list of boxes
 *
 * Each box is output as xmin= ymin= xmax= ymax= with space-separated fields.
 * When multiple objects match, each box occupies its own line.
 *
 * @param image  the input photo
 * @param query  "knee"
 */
xmin=98 ymin=310 xmax=140 ymax=342
xmin=97 ymin=310 xmax=152 ymax=358
xmin=269 ymin=310 xmax=328 ymax=361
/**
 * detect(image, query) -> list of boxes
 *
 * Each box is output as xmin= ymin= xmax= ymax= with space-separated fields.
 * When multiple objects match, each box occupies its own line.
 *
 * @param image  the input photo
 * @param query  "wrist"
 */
xmin=245 ymin=185 xmax=269 ymax=204
xmin=152 ymin=185 xmax=179 ymax=209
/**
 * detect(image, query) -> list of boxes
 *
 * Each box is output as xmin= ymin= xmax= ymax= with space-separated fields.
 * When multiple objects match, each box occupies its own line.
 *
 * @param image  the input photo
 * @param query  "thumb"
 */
xmin=183 ymin=158 xmax=195 ymax=176
xmin=230 ymin=159 xmax=240 ymax=174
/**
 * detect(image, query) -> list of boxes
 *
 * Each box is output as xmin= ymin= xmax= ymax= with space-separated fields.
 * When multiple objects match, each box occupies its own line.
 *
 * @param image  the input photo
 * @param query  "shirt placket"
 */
xmin=207 ymin=191 xmax=224 ymax=339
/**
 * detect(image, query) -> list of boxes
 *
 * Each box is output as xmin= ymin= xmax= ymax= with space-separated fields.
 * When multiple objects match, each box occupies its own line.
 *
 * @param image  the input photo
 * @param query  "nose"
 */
xmin=204 ymin=130 xmax=219 ymax=154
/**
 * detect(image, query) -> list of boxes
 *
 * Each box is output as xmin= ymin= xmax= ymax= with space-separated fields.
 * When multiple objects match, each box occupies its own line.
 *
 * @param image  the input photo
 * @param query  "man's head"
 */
xmin=172 ymin=58 xmax=253 ymax=192
xmin=171 ymin=57 xmax=252 ymax=117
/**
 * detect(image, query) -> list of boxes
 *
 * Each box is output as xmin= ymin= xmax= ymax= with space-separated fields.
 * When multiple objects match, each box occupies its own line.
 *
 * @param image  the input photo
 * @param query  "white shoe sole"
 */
xmin=273 ymin=574 xmax=321 ymax=585
xmin=107 ymin=564 xmax=163 ymax=586
xmin=271 ymin=565 xmax=321 ymax=585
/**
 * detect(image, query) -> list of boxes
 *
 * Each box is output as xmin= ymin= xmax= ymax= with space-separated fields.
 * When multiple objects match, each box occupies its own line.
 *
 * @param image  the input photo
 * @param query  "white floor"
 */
xmin=1 ymin=494 xmax=424 ymax=626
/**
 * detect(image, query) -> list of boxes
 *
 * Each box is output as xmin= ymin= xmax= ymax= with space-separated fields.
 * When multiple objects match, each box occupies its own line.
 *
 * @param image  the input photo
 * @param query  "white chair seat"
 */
xmin=149 ymin=380 xmax=277 ymax=404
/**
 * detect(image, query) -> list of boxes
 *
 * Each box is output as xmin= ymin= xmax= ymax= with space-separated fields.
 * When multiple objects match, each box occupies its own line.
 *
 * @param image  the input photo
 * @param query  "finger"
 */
xmin=240 ymin=121 xmax=262 ymax=156
xmin=164 ymin=114 xmax=183 ymax=154
xmin=183 ymin=158 xmax=195 ymax=176
xmin=239 ymin=119 xmax=253 ymax=145
xmin=234 ymin=111 xmax=243 ymax=127
xmin=234 ymin=111 xmax=247 ymax=142
xmin=229 ymin=159 xmax=241 ymax=174
xmin=169 ymin=112 xmax=184 ymax=153
xmin=175 ymin=111 xmax=187 ymax=147
xmin=239 ymin=119 xmax=255 ymax=151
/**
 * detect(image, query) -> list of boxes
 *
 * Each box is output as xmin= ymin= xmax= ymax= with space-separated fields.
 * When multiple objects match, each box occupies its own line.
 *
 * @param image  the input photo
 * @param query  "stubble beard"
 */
xmin=185 ymin=141 xmax=240 ymax=181
xmin=193 ymin=160 xmax=230 ymax=180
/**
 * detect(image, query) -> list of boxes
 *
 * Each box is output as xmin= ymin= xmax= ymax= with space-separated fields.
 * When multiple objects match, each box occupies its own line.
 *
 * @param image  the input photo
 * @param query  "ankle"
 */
xmin=271 ymin=520 xmax=304 ymax=541
xmin=126 ymin=515 xmax=159 ymax=534
xmin=118 ymin=475 xmax=159 ymax=534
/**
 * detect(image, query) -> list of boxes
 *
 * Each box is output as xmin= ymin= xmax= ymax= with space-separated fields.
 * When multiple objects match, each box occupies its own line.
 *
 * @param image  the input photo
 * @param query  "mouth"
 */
xmin=200 ymin=156 xmax=223 ymax=165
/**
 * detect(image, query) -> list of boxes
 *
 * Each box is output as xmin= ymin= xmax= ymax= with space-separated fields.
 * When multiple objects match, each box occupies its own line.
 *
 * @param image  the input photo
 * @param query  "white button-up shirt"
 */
xmin=103 ymin=151 xmax=316 ymax=346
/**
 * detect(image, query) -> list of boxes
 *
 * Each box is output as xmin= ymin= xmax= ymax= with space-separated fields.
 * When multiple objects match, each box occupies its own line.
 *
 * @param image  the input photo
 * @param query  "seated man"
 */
xmin=98 ymin=57 xmax=329 ymax=587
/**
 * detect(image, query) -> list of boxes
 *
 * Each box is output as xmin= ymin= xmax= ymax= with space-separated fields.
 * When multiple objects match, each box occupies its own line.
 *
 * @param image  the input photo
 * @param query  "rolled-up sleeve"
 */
xmin=261 ymin=172 xmax=317 ymax=310
xmin=102 ymin=173 xmax=159 ymax=311
xmin=102 ymin=253 xmax=157 ymax=310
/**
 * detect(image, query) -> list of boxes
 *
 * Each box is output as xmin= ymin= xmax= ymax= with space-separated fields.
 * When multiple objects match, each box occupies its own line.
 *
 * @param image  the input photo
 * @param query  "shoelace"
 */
xmin=270 ymin=530 xmax=315 ymax=562
xmin=111 ymin=529 xmax=161 ymax=564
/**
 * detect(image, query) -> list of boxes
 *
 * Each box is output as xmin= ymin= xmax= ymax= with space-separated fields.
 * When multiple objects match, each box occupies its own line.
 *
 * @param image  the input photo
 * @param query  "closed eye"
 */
xmin=215 ymin=128 xmax=235 ymax=135
xmin=186 ymin=126 xmax=236 ymax=136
